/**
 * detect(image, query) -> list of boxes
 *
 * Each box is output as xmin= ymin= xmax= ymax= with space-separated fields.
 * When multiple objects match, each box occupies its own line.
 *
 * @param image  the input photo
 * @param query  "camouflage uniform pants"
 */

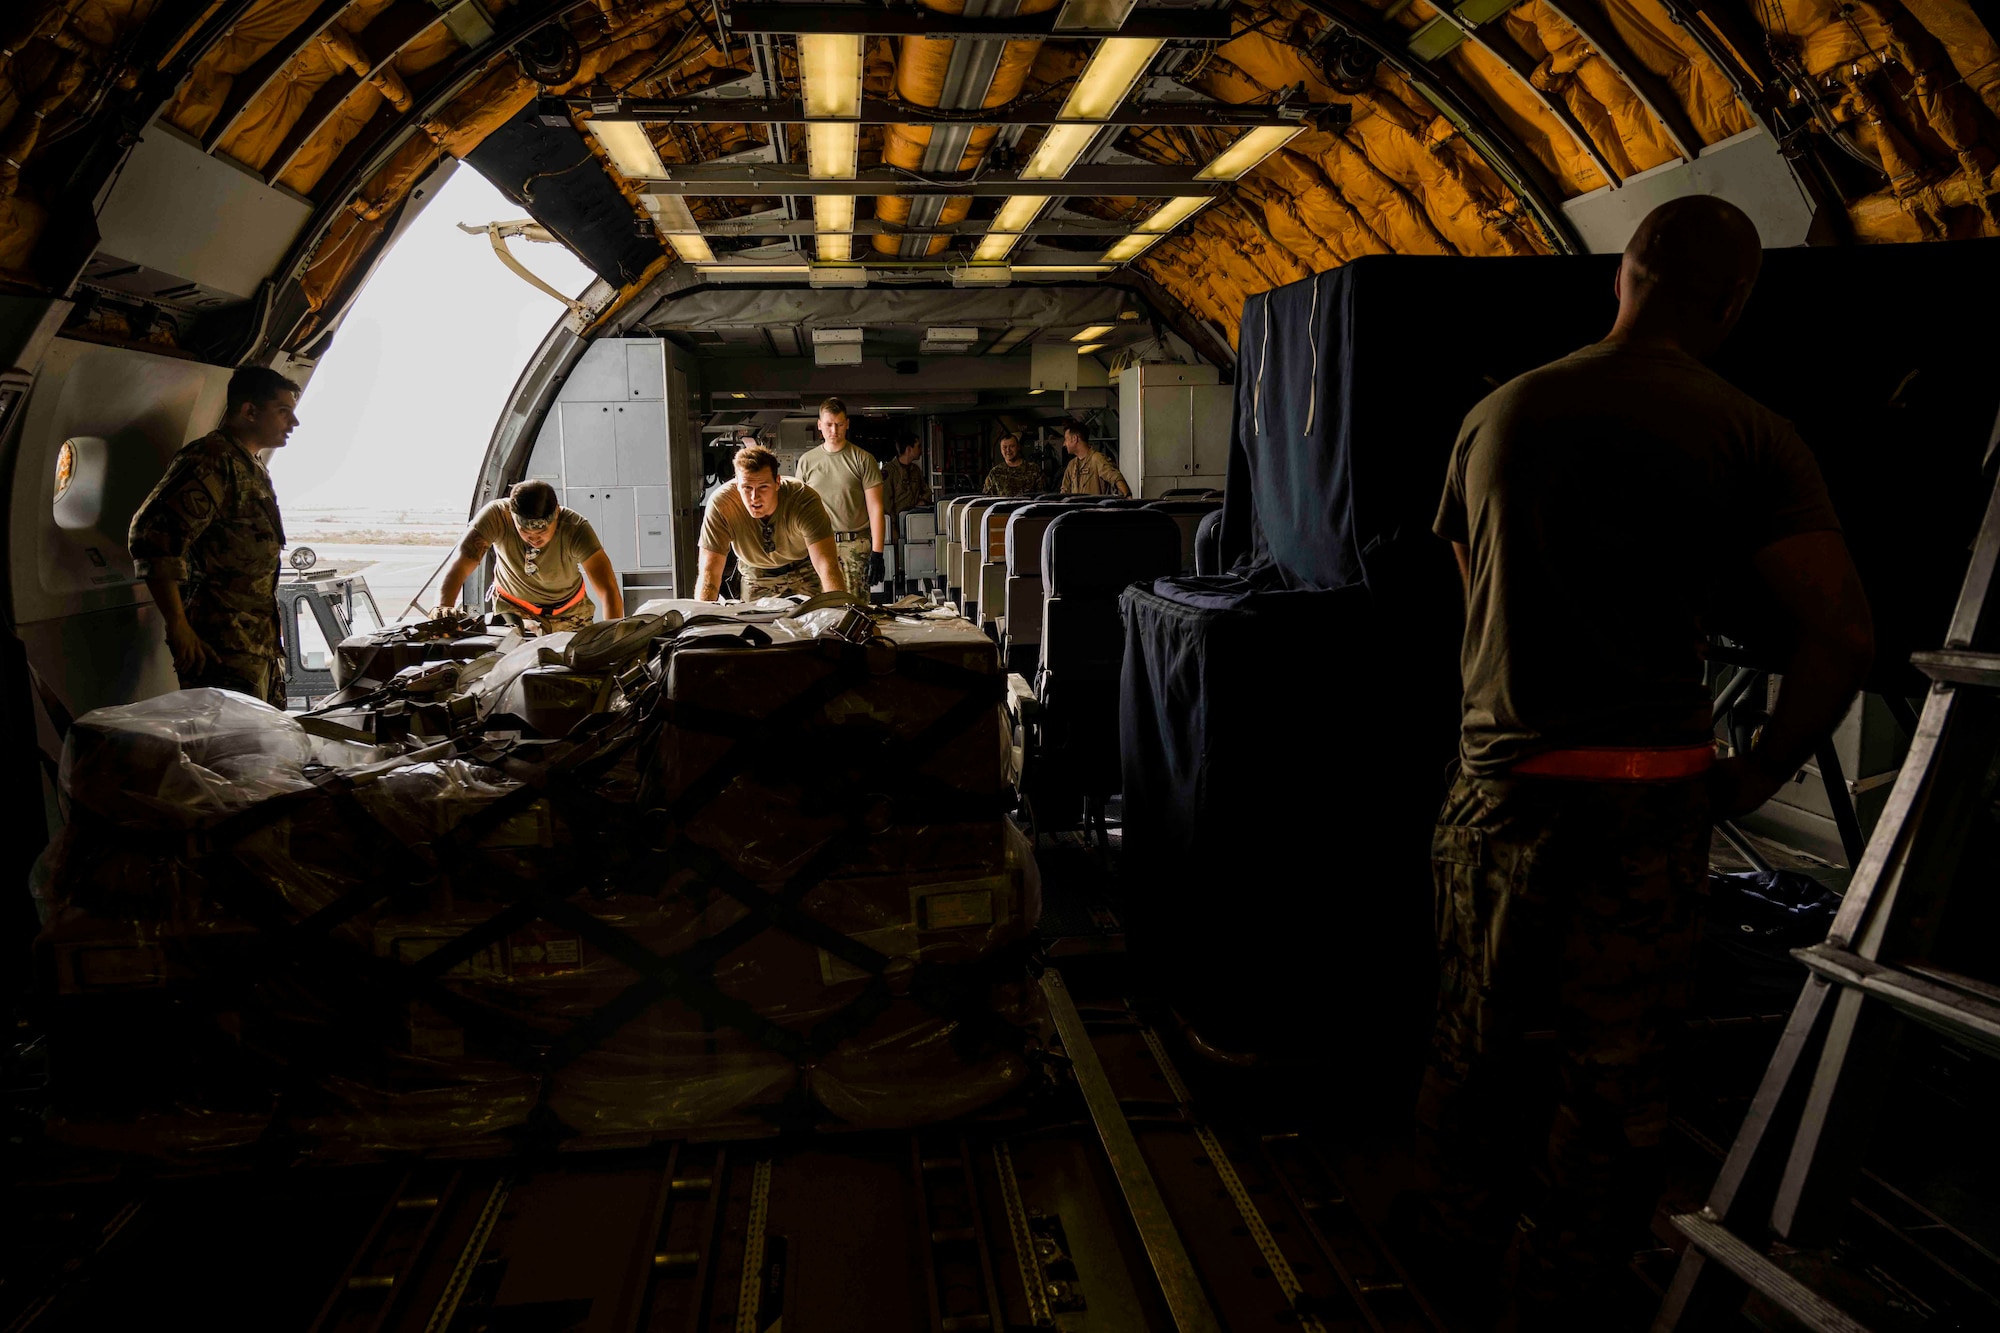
xmin=740 ymin=562 xmax=823 ymax=601
xmin=835 ymin=536 xmax=873 ymax=598
xmin=1415 ymin=768 xmax=1708 ymax=1317
xmin=183 ymin=658 xmax=286 ymax=710
xmin=499 ymin=599 xmax=597 ymax=637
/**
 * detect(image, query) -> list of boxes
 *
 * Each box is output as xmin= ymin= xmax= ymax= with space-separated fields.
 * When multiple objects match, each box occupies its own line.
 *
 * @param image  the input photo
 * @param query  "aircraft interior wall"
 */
xmin=6 ymin=338 xmax=230 ymax=740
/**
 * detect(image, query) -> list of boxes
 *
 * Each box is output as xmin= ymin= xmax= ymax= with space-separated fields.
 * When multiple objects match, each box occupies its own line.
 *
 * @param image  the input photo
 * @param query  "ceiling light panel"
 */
xmin=1072 ymin=325 xmax=1115 ymax=342
xmin=1076 ymin=342 xmax=1107 ymax=354
xmin=1195 ymin=125 xmax=1304 ymax=181
xmin=807 ymin=122 xmax=859 ymax=179
xmin=668 ymin=232 xmax=718 ymax=263
xmin=814 ymin=195 xmax=854 ymax=260
xmin=1101 ymin=233 xmax=1161 ymax=262
xmin=991 ymin=195 xmax=1047 ymax=233
xmin=587 ymin=120 xmax=667 ymax=179
xmin=1021 ymin=123 xmax=1098 ymax=180
xmin=1139 ymin=195 xmax=1210 ymax=233
xmin=973 ymin=233 xmax=1022 ymax=262
xmin=1058 ymin=38 xmax=1163 ymax=120
xmin=799 ymin=34 xmax=864 ymax=118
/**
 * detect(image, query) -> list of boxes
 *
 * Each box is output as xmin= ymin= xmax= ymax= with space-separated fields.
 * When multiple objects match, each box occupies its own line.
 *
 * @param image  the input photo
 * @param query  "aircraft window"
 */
xmin=52 ymin=436 xmax=108 ymax=531
xmin=294 ymin=597 xmax=331 ymax=671
xmin=54 ymin=440 xmax=75 ymax=502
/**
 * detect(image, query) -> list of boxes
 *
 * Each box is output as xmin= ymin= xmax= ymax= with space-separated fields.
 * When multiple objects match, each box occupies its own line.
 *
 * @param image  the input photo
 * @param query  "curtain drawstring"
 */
xmin=1303 ymin=272 xmax=1322 ymax=435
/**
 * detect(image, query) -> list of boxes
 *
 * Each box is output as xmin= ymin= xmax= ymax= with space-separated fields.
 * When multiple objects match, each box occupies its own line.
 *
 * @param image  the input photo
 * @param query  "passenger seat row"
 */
xmin=933 ymin=491 xmax=1221 ymax=673
xmin=928 ymin=492 xmax=1222 ymax=833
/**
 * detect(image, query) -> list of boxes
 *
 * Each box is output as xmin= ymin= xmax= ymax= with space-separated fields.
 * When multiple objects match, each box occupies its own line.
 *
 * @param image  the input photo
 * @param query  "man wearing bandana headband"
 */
xmin=435 ymin=479 xmax=624 ymax=633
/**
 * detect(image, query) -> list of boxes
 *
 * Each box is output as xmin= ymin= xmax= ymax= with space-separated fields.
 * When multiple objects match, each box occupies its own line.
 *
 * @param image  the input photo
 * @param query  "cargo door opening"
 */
xmin=268 ymin=170 xmax=592 ymax=628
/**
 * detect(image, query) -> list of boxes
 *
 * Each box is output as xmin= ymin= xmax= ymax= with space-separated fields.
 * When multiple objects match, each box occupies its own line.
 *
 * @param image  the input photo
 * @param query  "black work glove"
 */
xmin=866 ymin=551 xmax=885 ymax=587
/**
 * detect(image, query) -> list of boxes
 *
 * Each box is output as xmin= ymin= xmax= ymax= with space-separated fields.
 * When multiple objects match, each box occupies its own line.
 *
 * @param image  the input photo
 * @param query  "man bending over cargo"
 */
xmin=695 ymin=443 xmax=847 ymax=601
xmin=434 ymin=480 xmax=624 ymax=634
xmin=130 ymin=365 xmax=299 ymax=707
xmin=1420 ymin=195 xmax=1874 ymax=1326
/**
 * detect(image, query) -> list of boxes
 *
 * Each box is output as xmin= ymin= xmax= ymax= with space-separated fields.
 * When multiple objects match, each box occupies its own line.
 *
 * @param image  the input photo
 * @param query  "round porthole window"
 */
xmin=53 ymin=439 xmax=75 ymax=504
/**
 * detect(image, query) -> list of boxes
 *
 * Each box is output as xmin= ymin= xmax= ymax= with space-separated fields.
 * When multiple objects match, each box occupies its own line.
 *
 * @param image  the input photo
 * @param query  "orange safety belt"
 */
xmin=1511 ymin=744 xmax=1715 ymax=781
xmin=494 ymin=583 xmax=589 ymax=618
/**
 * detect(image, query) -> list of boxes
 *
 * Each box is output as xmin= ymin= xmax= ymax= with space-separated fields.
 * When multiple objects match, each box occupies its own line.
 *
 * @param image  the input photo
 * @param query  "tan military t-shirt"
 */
xmin=795 ymin=443 xmax=883 ymax=533
xmin=1060 ymin=448 xmax=1129 ymax=496
xmin=1435 ymin=342 xmax=1842 ymax=775
xmin=701 ymin=477 xmax=835 ymax=568
xmin=470 ymin=500 xmax=602 ymax=606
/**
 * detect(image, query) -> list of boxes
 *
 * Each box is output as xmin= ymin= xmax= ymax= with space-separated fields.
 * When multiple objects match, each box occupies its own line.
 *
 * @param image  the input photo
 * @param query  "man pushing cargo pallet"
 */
xmin=434 ymin=479 xmax=625 ymax=635
xmin=1418 ymin=196 xmax=1876 ymax=1327
xmin=694 ymin=442 xmax=847 ymax=601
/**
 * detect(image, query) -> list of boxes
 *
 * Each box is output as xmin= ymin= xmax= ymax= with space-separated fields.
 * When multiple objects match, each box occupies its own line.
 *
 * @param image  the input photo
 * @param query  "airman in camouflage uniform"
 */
xmin=129 ymin=368 xmax=299 ymax=708
xmin=981 ymin=433 xmax=1042 ymax=497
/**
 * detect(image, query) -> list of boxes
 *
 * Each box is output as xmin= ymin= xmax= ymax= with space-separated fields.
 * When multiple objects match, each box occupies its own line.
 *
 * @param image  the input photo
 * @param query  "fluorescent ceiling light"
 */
xmin=587 ymin=119 xmax=666 ymax=179
xmin=799 ymin=34 xmax=863 ymax=118
xmin=973 ymin=233 xmax=1022 ymax=262
xmin=1196 ymin=125 xmax=1304 ymax=181
xmin=811 ymin=327 xmax=863 ymax=344
xmin=1058 ymin=38 xmax=1162 ymax=120
xmin=807 ymin=122 xmax=858 ymax=180
xmin=1020 ymin=40 xmax=1161 ymax=181
xmin=642 ymin=193 xmax=715 ymax=262
xmin=1072 ymin=325 xmax=1115 ymax=342
xmin=1101 ymin=233 xmax=1162 ymax=263
xmin=926 ymin=327 xmax=981 ymax=343
xmin=1139 ymin=195 xmax=1211 ymax=233
xmin=814 ymin=195 xmax=853 ymax=260
xmin=668 ymin=232 xmax=717 ymax=263
xmin=643 ymin=193 xmax=699 ymax=232
xmin=1053 ymin=0 xmax=1138 ymax=29
xmin=1076 ymin=343 xmax=1107 ymax=354
xmin=991 ymin=195 xmax=1046 ymax=233
xmin=1013 ymin=265 xmax=1113 ymax=273
xmin=1021 ymin=124 xmax=1098 ymax=181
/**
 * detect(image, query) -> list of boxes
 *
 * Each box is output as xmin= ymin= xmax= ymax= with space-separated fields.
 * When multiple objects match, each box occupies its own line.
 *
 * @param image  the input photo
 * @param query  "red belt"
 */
xmin=495 ymin=583 xmax=588 ymax=618
xmin=1511 ymin=744 xmax=1715 ymax=781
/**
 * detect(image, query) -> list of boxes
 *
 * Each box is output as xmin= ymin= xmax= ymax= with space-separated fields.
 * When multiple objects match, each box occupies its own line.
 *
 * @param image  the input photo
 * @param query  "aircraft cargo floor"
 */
xmin=5 ymin=836 xmax=1997 ymax=1332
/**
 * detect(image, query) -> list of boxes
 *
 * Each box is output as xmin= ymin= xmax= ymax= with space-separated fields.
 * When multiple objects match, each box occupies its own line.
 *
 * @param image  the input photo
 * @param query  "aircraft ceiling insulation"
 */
xmin=0 ymin=0 xmax=1995 ymax=360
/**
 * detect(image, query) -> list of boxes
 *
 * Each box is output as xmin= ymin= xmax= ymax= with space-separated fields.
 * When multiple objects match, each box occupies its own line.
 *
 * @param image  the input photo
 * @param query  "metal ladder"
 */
xmin=1654 ymin=472 xmax=2000 ymax=1331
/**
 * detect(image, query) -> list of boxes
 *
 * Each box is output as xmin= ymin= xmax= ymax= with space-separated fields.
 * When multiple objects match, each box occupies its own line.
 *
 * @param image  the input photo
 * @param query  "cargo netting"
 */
xmin=35 ymin=597 xmax=1048 ymax=1162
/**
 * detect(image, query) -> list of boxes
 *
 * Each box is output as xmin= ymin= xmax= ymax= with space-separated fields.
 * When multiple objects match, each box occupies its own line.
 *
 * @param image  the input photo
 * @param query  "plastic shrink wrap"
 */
xmin=37 ymin=604 xmax=1043 ymax=1161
